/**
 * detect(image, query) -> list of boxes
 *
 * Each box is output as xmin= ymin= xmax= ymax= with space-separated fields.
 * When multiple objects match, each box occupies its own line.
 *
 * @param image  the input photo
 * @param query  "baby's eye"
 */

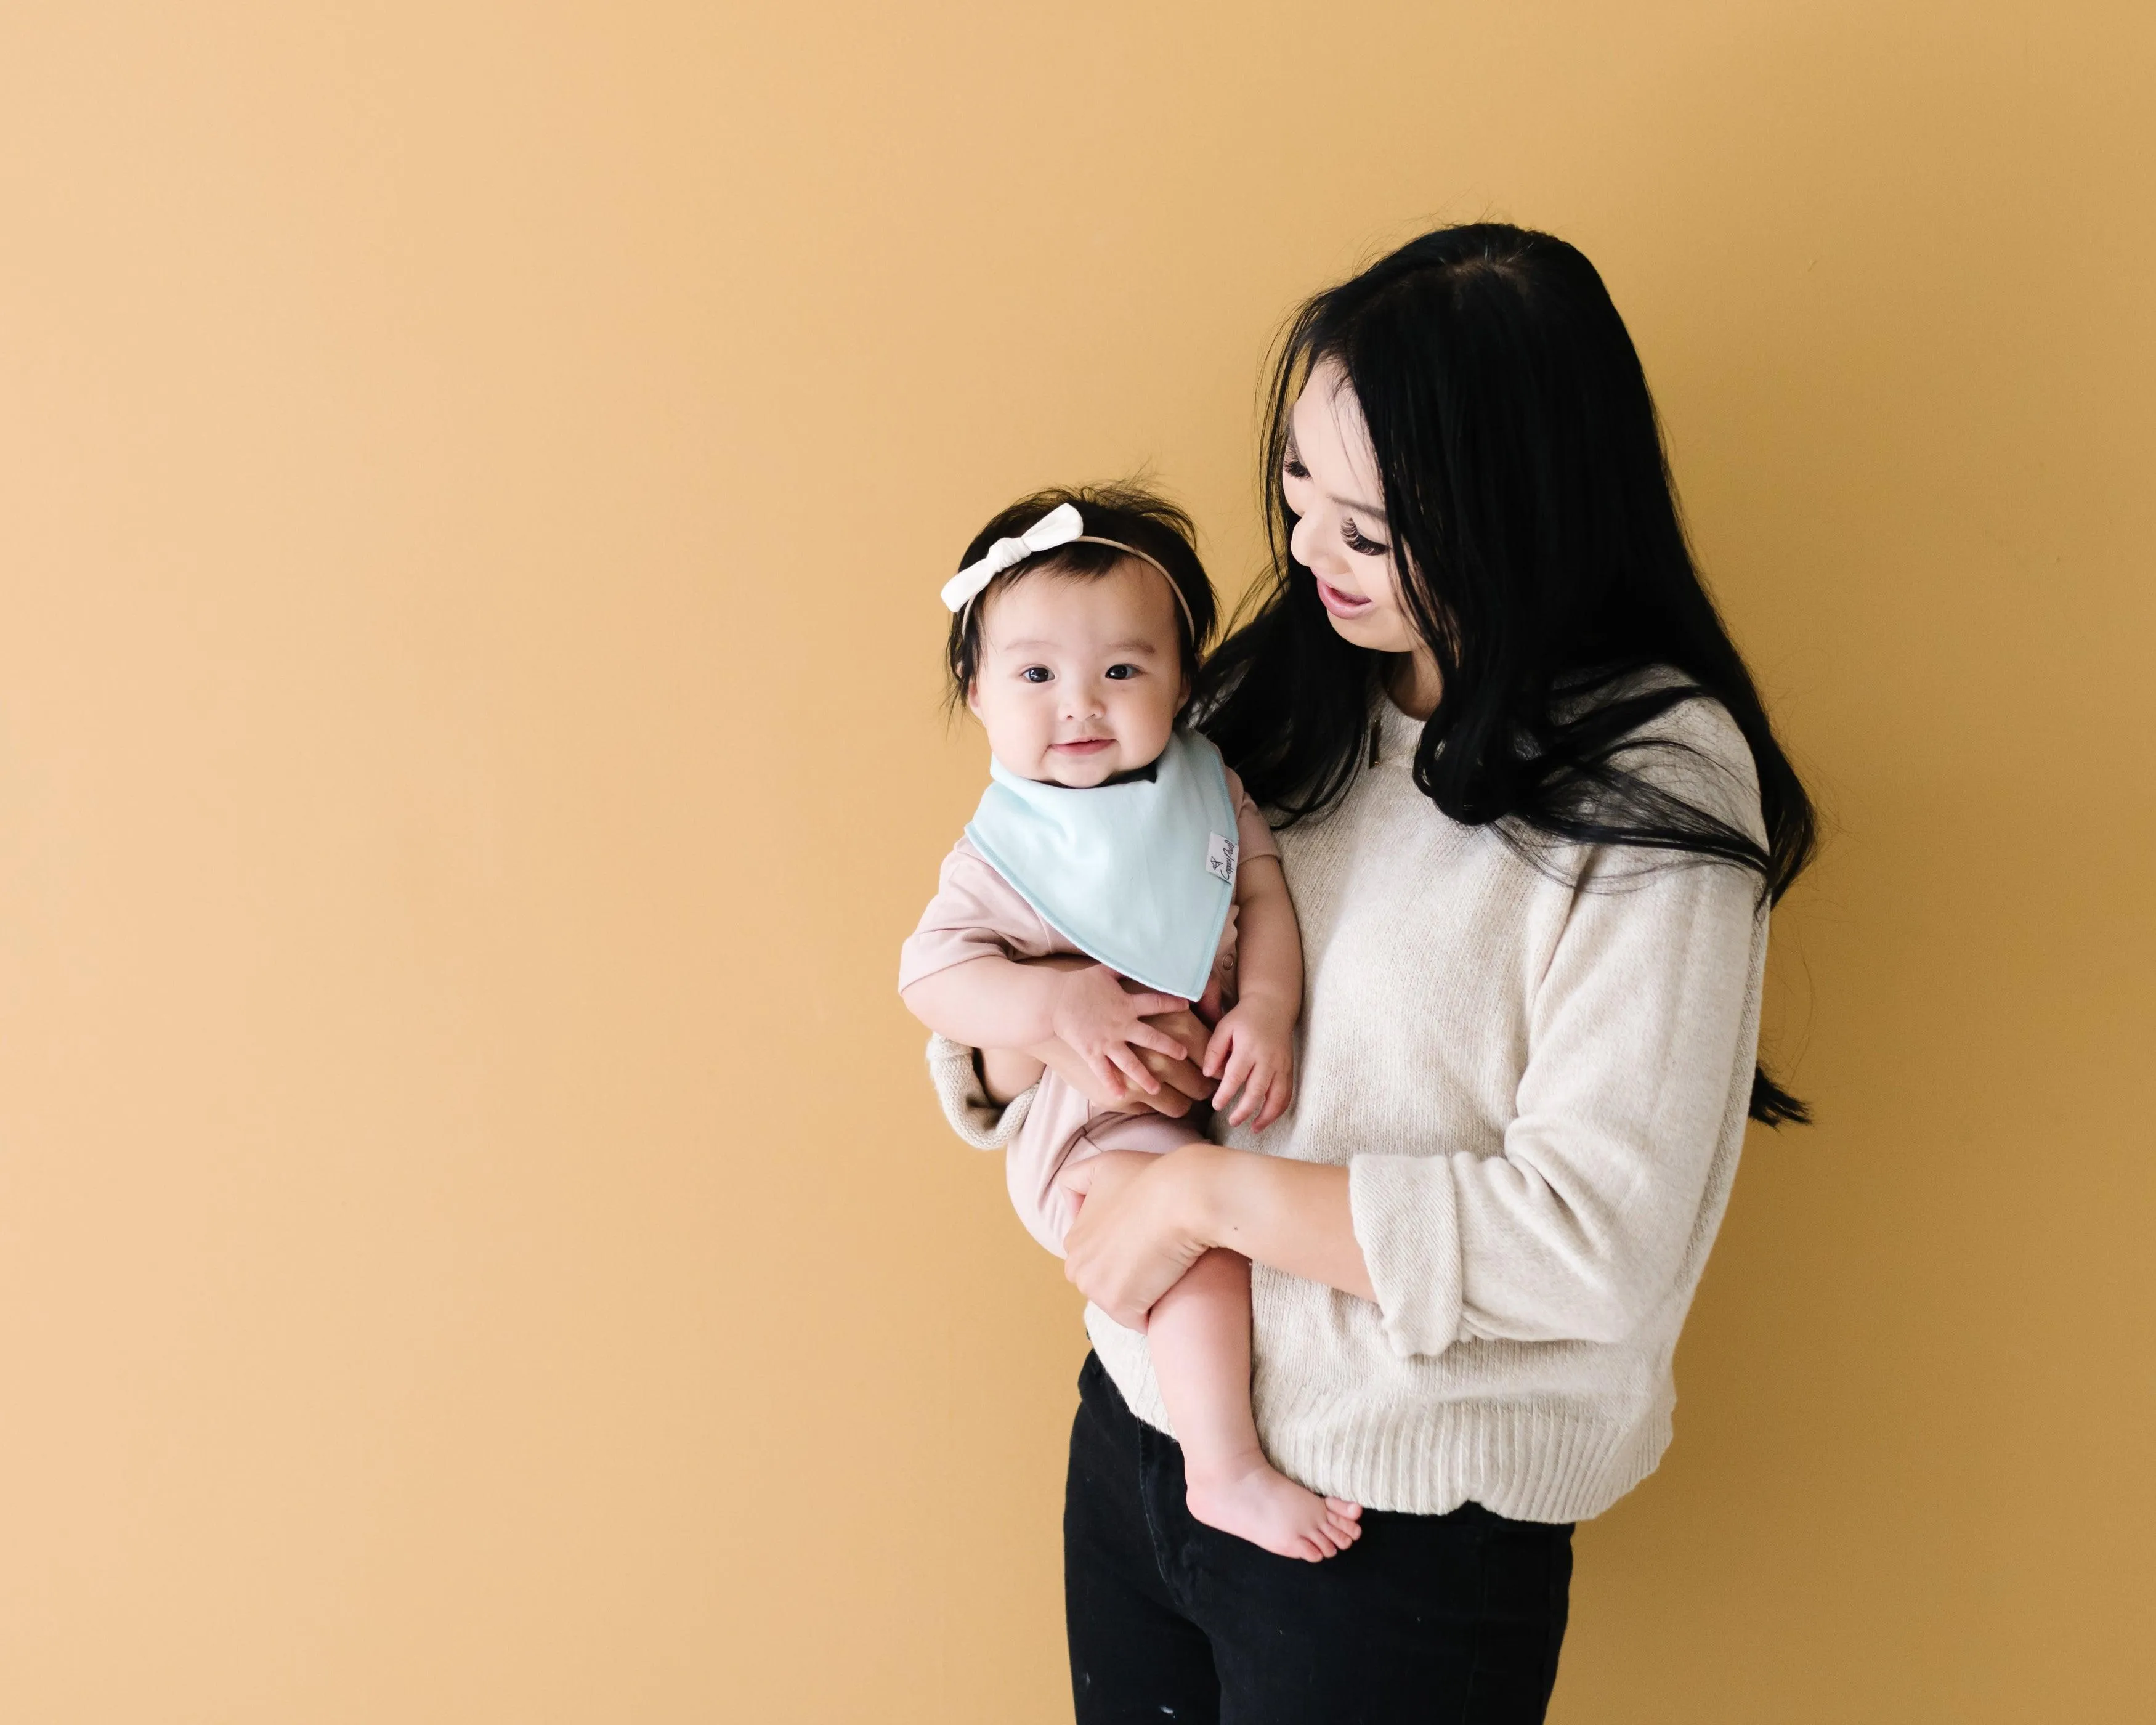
xmin=1342 ymin=518 xmax=1390 ymax=558
xmin=1104 ymin=664 xmax=1140 ymax=681
xmin=1019 ymin=665 xmax=1053 ymax=684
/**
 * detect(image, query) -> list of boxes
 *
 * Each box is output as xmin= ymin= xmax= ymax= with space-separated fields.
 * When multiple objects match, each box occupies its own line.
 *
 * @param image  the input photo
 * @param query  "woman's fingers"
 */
xmin=1084 ymin=1049 xmax=1130 ymax=1102
xmin=1132 ymin=1042 xmax=1210 ymax=1105
xmin=1143 ymin=1007 xmax=1210 ymax=1047
xmin=1058 ymin=1150 xmax=1153 ymax=1202
xmin=1139 ymin=1053 xmax=1210 ymax=1100
xmin=1106 ymin=1043 xmax=1163 ymax=1095
xmin=1058 ymin=1150 xmax=1197 ymax=1328
xmin=1122 ymin=990 xmax=1189 ymax=1019
xmin=1126 ymin=1021 xmax=1190 ymax=1062
xmin=1089 ymin=1287 xmax=1149 ymax=1329
xmin=1127 ymin=1082 xmax=1191 ymax=1119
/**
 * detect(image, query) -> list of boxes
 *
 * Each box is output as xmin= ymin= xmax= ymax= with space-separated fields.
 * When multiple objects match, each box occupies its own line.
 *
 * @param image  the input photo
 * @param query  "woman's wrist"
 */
xmin=1167 ymin=1141 xmax=1235 ymax=1252
xmin=1165 ymin=1142 xmax=1375 ymax=1302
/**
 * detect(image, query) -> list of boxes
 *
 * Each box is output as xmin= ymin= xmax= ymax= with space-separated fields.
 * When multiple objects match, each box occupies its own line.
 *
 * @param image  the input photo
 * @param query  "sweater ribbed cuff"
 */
xmin=925 ymin=1033 xmax=1035 ymax=1150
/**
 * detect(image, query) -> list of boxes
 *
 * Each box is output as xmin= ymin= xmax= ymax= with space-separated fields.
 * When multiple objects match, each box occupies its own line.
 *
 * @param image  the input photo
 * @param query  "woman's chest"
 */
xmin=1262 ymin=784 xmax=1566 ymax=1156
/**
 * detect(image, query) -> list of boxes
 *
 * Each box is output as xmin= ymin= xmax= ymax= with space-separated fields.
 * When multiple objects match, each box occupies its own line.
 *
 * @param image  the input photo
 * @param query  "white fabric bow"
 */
xmin=940 ymin=502 xmax=1085 ymax=612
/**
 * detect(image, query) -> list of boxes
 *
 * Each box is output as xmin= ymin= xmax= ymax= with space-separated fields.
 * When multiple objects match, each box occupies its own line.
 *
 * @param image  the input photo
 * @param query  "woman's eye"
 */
xmin=1104 ymin=664 xmax=1138 ymax=681
xmin=1019 ymin=666 xmax=1053 ymax=683
xmin=1342 ymin=518 xmax=1390 ymax=558
xmin=1283 ymin=458 xmax=1310 ymax=481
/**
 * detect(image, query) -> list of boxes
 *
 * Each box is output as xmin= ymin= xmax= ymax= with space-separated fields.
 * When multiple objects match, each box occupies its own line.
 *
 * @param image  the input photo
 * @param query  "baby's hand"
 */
xmin=1050 ymin=965 xmax=1193 ymax=1100
xmin=1201 ymin=996 xmax=1297 ymax=1130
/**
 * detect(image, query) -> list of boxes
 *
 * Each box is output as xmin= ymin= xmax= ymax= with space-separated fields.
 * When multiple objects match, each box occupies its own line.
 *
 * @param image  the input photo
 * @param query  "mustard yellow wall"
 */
xmin=2 ymin=4 xmax=2150 ymax=1720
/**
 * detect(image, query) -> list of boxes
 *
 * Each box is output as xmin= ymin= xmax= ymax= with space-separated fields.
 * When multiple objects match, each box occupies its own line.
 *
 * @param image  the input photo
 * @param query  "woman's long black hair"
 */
xmin=1198 ymin=223 xmax=1818 ymax=1125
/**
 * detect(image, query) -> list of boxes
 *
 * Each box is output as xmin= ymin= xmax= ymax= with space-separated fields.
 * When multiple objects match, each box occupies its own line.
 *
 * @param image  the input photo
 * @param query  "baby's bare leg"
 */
xmin=1146 ymin=1248 xmax=1362 ymax=1562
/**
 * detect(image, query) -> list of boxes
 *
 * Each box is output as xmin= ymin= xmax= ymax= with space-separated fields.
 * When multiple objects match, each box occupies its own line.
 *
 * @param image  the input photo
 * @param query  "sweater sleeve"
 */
xmin=1348 ymin=699 xmax=1769 ymax=1357
xmin=924 ymin=1032 xmax=1036 ymax=1150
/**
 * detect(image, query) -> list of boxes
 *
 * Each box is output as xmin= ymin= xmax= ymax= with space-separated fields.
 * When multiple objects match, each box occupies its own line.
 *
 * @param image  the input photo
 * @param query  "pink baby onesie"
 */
xmin=899 ymin=767 xmax=1279 ymax=1255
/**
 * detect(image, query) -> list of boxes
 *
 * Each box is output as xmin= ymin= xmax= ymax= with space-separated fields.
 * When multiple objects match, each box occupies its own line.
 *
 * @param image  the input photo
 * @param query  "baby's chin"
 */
xmin=1036 ymin=757 xmax=1120 ymax=788
xmin=1035 ymin=745 xmax=1170 ymax=789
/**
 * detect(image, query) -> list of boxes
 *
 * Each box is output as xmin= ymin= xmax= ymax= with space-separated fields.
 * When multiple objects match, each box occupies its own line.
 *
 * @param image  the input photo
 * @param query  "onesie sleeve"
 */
xmin=903 ymin=842 xmax=1048 ymax=1151
xmin=1347 ymin=696 xmax=1770 ymax=1357
xmin=1223 ymin=766 xmax=1280 ymax=864
xmin=897 ymin=838 xmax=1063 ymax=991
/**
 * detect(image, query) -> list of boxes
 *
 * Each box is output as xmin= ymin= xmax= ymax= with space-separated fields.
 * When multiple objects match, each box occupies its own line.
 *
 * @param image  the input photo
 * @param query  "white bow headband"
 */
xmin=941 ymin=503 xmax=1196 ymax=636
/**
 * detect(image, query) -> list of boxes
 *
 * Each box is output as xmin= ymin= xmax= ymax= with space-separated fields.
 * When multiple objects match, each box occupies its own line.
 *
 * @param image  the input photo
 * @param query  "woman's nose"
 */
xmin=1289 ymin=508 xmax=1334 ymax=575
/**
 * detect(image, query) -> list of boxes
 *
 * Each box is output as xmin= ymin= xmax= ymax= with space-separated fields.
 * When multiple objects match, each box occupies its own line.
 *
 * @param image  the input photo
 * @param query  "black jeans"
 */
xmin=1064 ymin=1353 xmax=1572 ymax=1724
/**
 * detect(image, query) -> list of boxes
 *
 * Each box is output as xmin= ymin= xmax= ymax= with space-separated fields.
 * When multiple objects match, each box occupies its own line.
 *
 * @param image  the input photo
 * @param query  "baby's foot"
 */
xmin=1185 ymin=1456 xmax=1364 ymax=1562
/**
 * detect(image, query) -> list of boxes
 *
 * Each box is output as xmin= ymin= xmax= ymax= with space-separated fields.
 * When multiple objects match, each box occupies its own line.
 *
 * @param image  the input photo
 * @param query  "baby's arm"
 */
xmin=1203 ymin=854 xmax=1303 ymax=1129
xmin=903 ymin=956 xmax=1194 ymax=1100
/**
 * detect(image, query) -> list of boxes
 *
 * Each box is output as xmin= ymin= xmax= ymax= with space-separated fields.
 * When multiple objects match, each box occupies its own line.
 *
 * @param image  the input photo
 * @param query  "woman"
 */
xmin=928 ymin=222 xmax=1815 ymax=1723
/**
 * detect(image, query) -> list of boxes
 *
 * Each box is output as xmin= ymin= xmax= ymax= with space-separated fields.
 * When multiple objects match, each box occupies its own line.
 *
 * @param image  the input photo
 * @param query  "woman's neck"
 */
xmin=1385 ymin=650 xmax=1443 ymax=720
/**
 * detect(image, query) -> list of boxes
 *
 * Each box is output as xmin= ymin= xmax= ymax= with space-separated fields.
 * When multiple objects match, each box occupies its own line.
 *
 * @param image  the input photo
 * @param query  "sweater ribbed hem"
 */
xmin=1086 ymin=1309 xmax=1672 ymax=1524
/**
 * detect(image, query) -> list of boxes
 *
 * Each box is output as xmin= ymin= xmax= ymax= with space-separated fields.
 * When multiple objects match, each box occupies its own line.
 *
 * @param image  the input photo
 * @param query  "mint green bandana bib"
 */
xmin=964 ymin=728 xmax=1240 ymax=1002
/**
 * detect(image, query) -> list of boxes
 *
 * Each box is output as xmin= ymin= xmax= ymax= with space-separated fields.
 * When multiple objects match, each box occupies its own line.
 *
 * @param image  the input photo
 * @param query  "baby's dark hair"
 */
xmin=944 ymin=484 xmax=1218 ymax=709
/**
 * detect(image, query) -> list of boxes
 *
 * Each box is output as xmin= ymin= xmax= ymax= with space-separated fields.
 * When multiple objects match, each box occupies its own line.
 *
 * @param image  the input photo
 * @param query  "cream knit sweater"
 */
xmin=928 ymin=689 xmax=1770 ymax=1523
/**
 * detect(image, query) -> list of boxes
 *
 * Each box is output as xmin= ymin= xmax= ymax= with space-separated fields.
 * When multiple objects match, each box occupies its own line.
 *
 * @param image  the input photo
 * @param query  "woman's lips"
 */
xmin=1052 ymin=737 xmax=1114 ymax=753
xmin=1316 ymin=578 xmax=1375 ymax=619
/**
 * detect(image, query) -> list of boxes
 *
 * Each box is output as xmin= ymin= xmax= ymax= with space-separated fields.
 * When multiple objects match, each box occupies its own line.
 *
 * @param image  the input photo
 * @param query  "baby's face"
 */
xmin=967 ymin=559 xmax=1189 ymax=787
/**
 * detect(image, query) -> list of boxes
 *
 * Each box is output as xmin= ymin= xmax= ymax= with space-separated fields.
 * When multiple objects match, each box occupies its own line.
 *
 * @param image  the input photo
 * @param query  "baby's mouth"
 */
xmin=1052 ymin=738 xmax=1115 ymax=754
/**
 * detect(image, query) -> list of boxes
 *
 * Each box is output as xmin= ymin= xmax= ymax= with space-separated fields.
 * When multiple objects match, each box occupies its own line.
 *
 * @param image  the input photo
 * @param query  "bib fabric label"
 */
xmin=1206 ymin=831 xmax=1238 ymax=885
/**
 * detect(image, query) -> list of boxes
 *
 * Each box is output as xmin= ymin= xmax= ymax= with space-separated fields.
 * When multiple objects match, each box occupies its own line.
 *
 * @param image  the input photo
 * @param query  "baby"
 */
xmin=900 ymin=486 xmax=1361 ymax=1562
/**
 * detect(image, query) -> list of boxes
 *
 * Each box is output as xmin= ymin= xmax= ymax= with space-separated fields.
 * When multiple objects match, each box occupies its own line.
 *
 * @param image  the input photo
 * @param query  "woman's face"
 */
xmin=1283 ymin=360 xmax=1432 ymax=675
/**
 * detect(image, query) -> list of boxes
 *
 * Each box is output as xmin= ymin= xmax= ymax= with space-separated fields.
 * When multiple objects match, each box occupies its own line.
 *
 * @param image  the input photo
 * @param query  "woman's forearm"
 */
xmin=1187 ymin=1145 xmax=1375 ymax=1303
xmin=1029 ymin=1032 xmax=1212 ymax=1116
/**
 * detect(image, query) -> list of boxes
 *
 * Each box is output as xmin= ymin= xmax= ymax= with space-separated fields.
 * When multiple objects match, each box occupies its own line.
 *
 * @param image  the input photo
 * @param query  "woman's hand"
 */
xmin=1064 ymin=1143 xmax=1378 ymax=1315
xmin=1034 ymin=1006 xmax=1214 ymax=1116
xmin=1049 ymin=965 xmax=1191 ymax=1097
xmin=1059 ymin=1146 xmax=1218 ymax=1329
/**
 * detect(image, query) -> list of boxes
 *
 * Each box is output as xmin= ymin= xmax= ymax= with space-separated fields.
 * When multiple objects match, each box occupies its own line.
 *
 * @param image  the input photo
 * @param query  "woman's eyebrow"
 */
xmin=1323 ymin=389 xmax=1390 ymax=519
xmin=1287 ymin=426 xmax=1387 ymax=519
